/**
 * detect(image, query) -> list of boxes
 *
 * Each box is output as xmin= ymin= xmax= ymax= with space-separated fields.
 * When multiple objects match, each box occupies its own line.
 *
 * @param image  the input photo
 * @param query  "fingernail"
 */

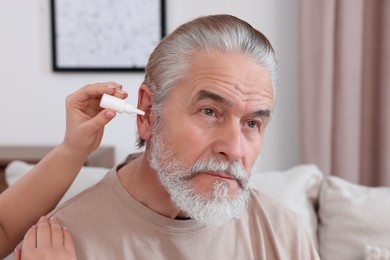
xmin=117 ymin=89 xmax=127 ymax=94
xmin=107 ymin=85 xmax=116 ymax=89
xmin=50 ymin=215 xmax=57 ymax=221
xmin=105 ymin=111 xmax=116 ymax=119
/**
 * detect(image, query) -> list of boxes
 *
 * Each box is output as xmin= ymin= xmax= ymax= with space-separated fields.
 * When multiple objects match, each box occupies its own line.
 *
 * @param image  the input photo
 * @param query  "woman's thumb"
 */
xmin=86 ymin=109 xmax=117 ymax=132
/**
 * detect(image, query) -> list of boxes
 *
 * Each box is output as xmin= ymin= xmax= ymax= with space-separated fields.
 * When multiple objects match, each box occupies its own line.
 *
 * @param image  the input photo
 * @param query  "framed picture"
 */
xmin=50 ymin=0 xmax=166 ymax=72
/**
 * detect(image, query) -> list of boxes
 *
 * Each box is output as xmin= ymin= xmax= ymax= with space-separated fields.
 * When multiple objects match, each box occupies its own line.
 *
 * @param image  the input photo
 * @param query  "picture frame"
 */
xmin=50 ymin=0 xmax=166 ymax=72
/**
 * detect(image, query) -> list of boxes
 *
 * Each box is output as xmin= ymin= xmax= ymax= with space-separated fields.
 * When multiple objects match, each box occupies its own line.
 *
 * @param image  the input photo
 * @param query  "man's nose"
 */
xmin=212 ymin=122 xmax=245 ymax=161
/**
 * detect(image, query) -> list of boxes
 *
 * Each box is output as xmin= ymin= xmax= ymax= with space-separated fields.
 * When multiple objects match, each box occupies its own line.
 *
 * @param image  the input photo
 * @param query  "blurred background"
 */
xmin=0 ymin=0 xmax=300 ymax=172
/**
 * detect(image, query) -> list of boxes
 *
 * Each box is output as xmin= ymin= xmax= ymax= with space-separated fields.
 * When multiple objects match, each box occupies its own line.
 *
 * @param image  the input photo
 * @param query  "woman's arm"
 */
xmin=0 ymin=82 xmax=127 ymax=257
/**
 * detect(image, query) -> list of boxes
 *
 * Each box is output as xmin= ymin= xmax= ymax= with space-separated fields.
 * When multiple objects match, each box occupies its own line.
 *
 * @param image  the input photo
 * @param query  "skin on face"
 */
xmin=157 ymin=50 xmax=274 ymax=198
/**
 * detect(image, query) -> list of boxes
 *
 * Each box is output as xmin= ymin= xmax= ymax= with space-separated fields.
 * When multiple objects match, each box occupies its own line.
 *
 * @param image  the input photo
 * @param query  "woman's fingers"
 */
xmin=12 ymin=247 xmax=21 ymax=260
xmin=19 ymin=216 xmax=78 ymax=259
xmin=36 ymin=216 xmax=51 ymax=247
xmin=67 ymin=82 xmax=127 ymax=106
xmin=49 ymin=216 xmax=64 ymax=247
xmin=83 ymin=109 xmax=117 ymax=134
xmin=21 ymin=225 xmax=37 ymax=250
xmin=66 ymin=82 xmax=128 ymax=123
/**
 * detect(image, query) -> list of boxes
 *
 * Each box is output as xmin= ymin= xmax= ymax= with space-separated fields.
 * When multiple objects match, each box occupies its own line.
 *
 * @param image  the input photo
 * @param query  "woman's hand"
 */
xmin=62 ymin=82 xmax=128 ymax=157
xmin=13 ymin=216 xmax=77 ymax=260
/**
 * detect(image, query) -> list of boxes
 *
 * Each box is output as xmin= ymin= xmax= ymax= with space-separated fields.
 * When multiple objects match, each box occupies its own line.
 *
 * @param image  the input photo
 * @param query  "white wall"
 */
xmin=0 ymin=0 xmax=299 ymax=172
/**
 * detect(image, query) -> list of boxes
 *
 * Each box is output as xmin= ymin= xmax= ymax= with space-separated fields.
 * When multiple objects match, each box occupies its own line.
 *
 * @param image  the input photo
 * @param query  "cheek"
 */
xmin=242 ymin=138 xmax=264 ymax=172
xmin=163 ymin=123 xmax=209 ymax=160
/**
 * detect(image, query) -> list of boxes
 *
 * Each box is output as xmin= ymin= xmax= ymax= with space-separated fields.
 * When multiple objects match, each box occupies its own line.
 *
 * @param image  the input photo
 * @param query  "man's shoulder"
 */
xmin=247 ymin=188 xmax=300 ymax=225
xmin=244 ymin=188 xmax=320 ymax=259
xmin=248 ymin=188 xmax=293 ymax=212
xmin=50 ymin=170 xmax=113 ymax=219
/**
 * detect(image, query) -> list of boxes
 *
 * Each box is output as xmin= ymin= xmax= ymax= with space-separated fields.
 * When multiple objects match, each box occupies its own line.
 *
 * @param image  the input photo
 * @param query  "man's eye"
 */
xmin=201 ymin=108 xmax=216 ymax=117
xmin=247 ymin=121 xmax=259 ymax=129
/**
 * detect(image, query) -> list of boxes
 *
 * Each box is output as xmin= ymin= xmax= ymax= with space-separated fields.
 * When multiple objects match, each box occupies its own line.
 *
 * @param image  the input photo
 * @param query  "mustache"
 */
xmin=182 ymin=159 xmax=249 ymax=188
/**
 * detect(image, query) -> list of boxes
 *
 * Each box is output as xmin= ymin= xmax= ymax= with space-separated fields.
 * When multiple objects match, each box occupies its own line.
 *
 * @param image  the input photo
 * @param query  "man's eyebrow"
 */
xmin=252 ymin=109 xmax=271 ymax=118
xmin=195 ymin=90 xmax=272 ymax=117
xmin=195 ymin=90 xmax=233 ymax=106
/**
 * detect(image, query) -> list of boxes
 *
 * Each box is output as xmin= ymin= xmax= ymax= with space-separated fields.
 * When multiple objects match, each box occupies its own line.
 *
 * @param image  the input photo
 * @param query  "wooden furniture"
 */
xmin=0 ymin=146 xmax=115 ymax=193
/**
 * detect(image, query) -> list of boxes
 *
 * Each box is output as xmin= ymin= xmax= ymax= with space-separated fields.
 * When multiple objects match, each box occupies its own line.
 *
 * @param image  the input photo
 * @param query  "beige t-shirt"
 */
xmin=52 ymin=168 xmax=320 ymax=260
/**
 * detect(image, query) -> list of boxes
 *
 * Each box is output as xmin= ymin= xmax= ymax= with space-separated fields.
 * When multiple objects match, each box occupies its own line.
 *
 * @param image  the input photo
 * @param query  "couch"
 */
xmin=5 ymin=161 xmax=390 ymax=260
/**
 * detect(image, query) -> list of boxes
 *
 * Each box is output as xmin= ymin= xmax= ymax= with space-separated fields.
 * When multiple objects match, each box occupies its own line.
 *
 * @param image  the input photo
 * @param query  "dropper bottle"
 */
xmin=100 ymin=94 xmax=145 ymax=116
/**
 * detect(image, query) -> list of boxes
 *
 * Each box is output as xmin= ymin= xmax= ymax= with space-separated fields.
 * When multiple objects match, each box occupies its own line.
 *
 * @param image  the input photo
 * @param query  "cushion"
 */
xmin=5 ymin=160 xmax=109 ymax=206
xmin=365 ymin=244 xmax=390 ymax=260
xmin=249 ymin=164 xmax=323 ymax=248
xmin=319 ymin=176 xmax=390 ymax=260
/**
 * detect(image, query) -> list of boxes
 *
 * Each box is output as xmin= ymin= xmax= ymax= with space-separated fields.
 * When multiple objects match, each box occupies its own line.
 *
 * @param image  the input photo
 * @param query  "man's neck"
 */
xmin=117 ymin=153 xmax=187 ymax=219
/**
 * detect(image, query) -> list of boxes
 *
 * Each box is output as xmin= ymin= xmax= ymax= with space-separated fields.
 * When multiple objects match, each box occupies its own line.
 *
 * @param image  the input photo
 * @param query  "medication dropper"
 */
xmin=100 ymin=94 xmax=145 ymax=116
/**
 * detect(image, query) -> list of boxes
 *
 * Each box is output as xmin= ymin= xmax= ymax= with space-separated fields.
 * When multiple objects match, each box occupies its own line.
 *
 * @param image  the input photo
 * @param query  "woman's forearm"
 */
xmin=0 ymin=143 xmax=87 ymax=256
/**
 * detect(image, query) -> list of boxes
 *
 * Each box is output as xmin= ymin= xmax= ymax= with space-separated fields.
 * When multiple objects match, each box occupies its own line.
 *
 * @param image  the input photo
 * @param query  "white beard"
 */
xmin=148 ymin=132 xmax=251 ymax=226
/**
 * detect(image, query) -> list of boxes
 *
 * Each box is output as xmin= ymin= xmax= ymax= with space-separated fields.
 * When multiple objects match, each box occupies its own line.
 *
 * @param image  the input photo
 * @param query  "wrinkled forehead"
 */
xmin=167 ymin=50 xmax=274 ymax=112
xmin=187 ymin=51 xmax=273 ymax=95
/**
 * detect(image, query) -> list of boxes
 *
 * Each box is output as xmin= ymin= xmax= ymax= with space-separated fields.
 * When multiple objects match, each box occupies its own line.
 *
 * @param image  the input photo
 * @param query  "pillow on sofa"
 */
xmin=319 ymin=176 xmax=390 ymax=260
xmin=249 ymin=164 xmax=323 ymax=248
xmin=5 ymin=160 xmax=109 ymax=207
xmin=365 ymin=244 xmax=390 ymax=260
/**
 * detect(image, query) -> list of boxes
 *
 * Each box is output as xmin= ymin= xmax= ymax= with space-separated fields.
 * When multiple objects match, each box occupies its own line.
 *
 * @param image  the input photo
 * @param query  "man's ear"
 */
xmin=137 ymin=84 xmax=153 ymax=142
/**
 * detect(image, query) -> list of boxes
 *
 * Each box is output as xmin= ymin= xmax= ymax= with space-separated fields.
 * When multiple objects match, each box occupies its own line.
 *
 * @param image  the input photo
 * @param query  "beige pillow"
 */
xmin=319 ymin=176 xmax=390 ymax=260
xmin=365 ymin=244 xmax=390 ymax=260
xmin=249 ymin=164 xmax=323 ymax=248
xmin=5 ymin=160 xmax=109 ymax=206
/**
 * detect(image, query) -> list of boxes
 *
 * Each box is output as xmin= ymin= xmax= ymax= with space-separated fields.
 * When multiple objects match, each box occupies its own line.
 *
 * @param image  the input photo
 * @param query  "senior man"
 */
xmin=52 ymin=14 xmax=320 ymax=259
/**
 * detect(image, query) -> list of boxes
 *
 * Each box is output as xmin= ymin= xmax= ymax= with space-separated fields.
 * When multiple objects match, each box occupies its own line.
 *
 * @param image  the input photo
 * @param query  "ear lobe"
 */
xmin=137 ymin=84 xmax=153 ymax=142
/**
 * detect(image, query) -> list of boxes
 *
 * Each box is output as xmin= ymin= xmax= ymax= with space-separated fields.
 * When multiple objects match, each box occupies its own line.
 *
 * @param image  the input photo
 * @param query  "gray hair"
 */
xmin=137 ymin=14 xmax=278 ymax=147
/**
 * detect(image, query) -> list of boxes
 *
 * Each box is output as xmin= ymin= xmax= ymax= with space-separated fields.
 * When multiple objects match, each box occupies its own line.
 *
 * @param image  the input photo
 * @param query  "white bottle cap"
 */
xmin=100 ymin=94 xmax=145 ymax=116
